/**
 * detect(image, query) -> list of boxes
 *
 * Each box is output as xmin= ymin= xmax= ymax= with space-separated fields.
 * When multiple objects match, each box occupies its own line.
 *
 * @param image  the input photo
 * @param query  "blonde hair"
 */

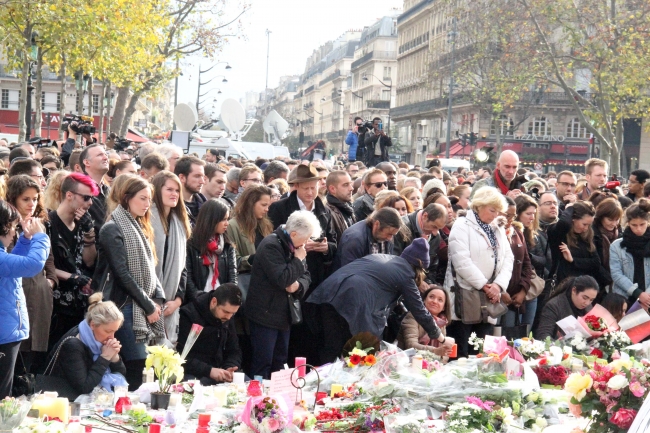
xmin=585 ymin=158 xmax=608 ymax=175
xmin=470 ymin=187 xmax=507 ymax=213
xmin=374 ymin=190 xmax=399 ymax=209
xmin=86 ymin=293 xmax=124 ymax=326
xmin=44 ymin=170 xmax=69 ymax=210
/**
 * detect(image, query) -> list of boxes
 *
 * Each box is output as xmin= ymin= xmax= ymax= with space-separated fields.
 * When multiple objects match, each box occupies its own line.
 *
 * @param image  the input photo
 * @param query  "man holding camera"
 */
xmin=364 ymin=117 xmax=392 ymax=167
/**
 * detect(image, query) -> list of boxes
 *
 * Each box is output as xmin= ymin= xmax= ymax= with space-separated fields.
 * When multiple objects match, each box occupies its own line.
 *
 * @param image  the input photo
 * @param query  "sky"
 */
xmin=176 ymin=0 xmax=403 ymax=120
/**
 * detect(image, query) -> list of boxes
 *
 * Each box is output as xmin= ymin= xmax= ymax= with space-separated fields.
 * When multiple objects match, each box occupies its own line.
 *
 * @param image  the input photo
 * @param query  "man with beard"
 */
xmin=554 ymin=171 xmax=577 ymax=214
xmin=471 ymin=150 xmax=524 ymax=199
xmin=578 ymin=158 xmax=608 ymax=201
xmin=175 ymin=156 xmax=207 ymax=226
xmin=79 ymin=144 xmax=110 ymax=238
xmin=325 ymin=171 xmax=355 ymax=241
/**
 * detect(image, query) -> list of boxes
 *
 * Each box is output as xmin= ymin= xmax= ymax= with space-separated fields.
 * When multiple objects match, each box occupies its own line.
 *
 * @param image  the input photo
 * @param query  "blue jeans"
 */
xmin=501 ymin=298 xmax=538 ymax=328
xmin=115 ymin=303 xmax=147 ymax=361
xmin=249 ymin=321 xmax=290 ymax=380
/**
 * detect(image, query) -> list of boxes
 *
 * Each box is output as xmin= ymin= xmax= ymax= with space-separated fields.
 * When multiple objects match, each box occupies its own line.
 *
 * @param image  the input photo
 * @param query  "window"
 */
xmin=528 ymin=116 xmax=552 ymax=136
xmin=56 ymin=92 xmax=61 ymax=111
xmin=1 ymin=89 xmax=8 ymax=109
xmin=41 ymin=92 xmax=45 ymax=109
xmin=92 ymin=94 xmax=99 ymax=113
xmin=383 ymin=66 xmax=392 ymax=80
xmin=382 ymin=89 xmax=391 ymax=101
xmin=491 ymin=114 xmax=513 ymax=136
xmin=566 ymin=117 xmax=588 ymax=138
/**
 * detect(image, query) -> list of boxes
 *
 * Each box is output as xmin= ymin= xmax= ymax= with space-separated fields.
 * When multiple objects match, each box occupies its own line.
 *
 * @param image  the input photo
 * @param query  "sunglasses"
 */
xmin=372 ymin=181 xmax=388 ymax=188
xmin=72 ymin=192 xmax=93 ymax=202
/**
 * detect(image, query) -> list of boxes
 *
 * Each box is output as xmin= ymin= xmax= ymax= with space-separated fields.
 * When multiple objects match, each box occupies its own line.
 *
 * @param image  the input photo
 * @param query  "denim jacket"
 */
xmin=609 ymin=238 xmax=650 ymax=299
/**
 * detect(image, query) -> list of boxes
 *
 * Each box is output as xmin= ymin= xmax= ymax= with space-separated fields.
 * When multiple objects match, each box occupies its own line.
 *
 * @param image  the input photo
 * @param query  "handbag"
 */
xmin=288 ymin=293 xmax=303 ymax=325
xmin=11 ymin=353 xmax=35 ymax=397
xmin=501 ymin=310 xmax=529 ymax=341
xmin=237 ymin=273 xmax=251 ymax=302
xmin=526 ymin=269 xmax=545 ymax=301
xmin=35 ymin=336 xmax=80 ymax=400
xmin=451 ymin=262 xmax=508 ymax=325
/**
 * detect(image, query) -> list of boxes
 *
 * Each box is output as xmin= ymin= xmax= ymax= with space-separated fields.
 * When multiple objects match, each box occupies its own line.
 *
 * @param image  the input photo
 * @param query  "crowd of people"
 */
xmin=0 ymin=125 xmax=649 ymax=400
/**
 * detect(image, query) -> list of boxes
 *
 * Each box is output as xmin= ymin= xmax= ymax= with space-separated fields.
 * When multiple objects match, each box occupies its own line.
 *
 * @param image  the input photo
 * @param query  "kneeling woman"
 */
xmin=398 ymin=285 xmax=452 ymax=357
xmin=308 ymin=238 xmax=454 ymax=363
xmin=50 ymin=293 xmax=127 ymax=399
xmin=533 ymin=275 xmax=598 ymax=340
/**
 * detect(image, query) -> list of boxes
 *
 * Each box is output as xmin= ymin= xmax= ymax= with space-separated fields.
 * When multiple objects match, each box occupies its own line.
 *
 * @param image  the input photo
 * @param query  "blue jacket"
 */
xmin=610 ymin=238 xmax=650 ymax=301
xmin=332 ymin=220 xmax=393 ymax=271
xmin=0 ymin=233 xmax=50 ymax=345
xmin=345 ymin=131 xmax=358 ymax=161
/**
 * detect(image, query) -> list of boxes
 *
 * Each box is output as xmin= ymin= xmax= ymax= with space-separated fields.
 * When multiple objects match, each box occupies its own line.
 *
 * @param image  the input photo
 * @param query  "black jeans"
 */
xmin=249 ymin=321 xmax=290 ymax=380
xmin=319 ymin=304 xmax=352 ymax=364
xmin=445 ymin=321 xmax=494 ymax=358
xmin=0 ymin=340 xmax=21 ymax=398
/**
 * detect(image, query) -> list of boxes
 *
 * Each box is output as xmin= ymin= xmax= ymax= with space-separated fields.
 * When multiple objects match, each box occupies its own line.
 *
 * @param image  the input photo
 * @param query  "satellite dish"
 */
xmin=263 ymin=110 xmax=289 ymax=138
xmin=220 ymin=99 xmax=246 ymax=132
xmin=173 ymin=103 xmax=198 ymax=131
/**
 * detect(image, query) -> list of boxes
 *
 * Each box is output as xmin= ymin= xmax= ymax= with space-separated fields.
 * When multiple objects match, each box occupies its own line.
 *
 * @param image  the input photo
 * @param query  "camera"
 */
xmin=600 ymin=181 xmax=621 ymax=192
xmin=357 ymin=120 xmax=374 ymax=134
xmin=107 ymin=133 xmax=132 ymax=152
xmin=60 ymin=115 xmax=96 ymax=135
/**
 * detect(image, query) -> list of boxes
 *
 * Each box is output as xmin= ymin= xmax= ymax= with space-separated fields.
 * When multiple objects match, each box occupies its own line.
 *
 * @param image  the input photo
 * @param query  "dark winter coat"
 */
xmin=326 ymin=194 xmax=356 ymax=242
xmin=176 ymin=292 xmax=241 ymax=381
xmin=528 ymin=230 xmax=551 ymax=279
xmin=364 ymin=130 xmax=392 ymax=162
xmin=393 ymin=211 xmax=442 ymax=276
xmin=332 ymin=220 xmax=393 ymax=271
xmin=352 ymin=194 xmax=375 ymax=222
xmin=244 ymin=227 xmax=311 ymax=331
xmin=506 ymin=228 xmax=533 ymax=313
xmin=534 ymin=291 xmax=593 ymax=340
xmin=185 ymin=241 xmax=237 ymax=304
xmin=307 ymin=254 xmax=442 ymax=340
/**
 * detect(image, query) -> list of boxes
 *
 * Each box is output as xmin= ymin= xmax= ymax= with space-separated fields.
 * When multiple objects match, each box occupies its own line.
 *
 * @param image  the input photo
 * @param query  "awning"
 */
xmin=502 ymin=142 xmax=523 ymax=152
xmin=0 ymin=126 xmax=61 ymax=140
xmin=569 ymin=145 xmax=588 ymax=155
xmin=126 ymin=129 xmax=149 ymax=143
xmin=448 ymin=143 xmax=473 ymax=157
xmin=551 ymin=144 xmax=565 ymax=153
xmin=566 ymin=159 xmax=586 ymax=165
xmin=544 ymin=159 xmax=564 ymax=165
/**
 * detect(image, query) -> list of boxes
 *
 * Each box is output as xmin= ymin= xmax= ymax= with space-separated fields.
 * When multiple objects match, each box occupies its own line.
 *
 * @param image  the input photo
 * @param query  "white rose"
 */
xmin=607 ymin=375 xmax=629 ymax=390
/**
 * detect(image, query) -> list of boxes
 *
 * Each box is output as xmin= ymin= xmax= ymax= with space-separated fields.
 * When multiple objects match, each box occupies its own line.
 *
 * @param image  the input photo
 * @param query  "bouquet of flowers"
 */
xmin=344 ymin=341 xmax=377 ymax=368
xmin=564 ymin=358 xmax=650 ymax=432
xmin=577 ymin=304 xmax=619 ymax=338
xmin=591 ymin=331 xmax=632 ymax=361
xmin=444 ymin=396 xmax=512 ymax=433
xmin=0 ymin=397 xmax=33 ymax=431
xmin=584 ymin=315 xmax=608 ymax=332
xmin=145 ymin=345 xmax=185 ymax=393
xmin=513 ymin=337 xmax=546 ymax=361
xmin=531 ymin=364 xmax=570 ymax=387
xmin=240 ymin=396 xmax=290 ymax=433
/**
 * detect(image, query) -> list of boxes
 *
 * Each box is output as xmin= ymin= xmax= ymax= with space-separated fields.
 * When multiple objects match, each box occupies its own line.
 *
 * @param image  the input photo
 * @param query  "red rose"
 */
xmin=590 ymin=348 xmax=604 ymax=358
xmin=349 ymin=354 xmax=362 ymax=365
xmin=610 ymin=408 xmax=637 ymax=430
xmin=538 ymin=358 xmax=548 ymax=366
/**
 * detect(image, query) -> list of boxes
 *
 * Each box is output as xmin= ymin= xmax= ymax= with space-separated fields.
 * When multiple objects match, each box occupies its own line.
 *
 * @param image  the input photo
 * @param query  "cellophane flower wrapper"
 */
xmin=577 ymin=304 xmax=620 ymax=338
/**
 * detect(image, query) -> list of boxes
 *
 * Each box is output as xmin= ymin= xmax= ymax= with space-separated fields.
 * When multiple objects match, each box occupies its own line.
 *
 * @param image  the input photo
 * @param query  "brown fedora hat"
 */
xmin=288 ymin=164 xmax=324 ymax=184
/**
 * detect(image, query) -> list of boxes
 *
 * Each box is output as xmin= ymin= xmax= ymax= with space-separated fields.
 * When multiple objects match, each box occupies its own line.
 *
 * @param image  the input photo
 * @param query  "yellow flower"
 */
xmin=565 ymin=372 xmax=593 ymax=402
xmin=609 ymin=358 xmax=633 ymax=373
xmin=350 ymin=348 xmax=367 ymax=357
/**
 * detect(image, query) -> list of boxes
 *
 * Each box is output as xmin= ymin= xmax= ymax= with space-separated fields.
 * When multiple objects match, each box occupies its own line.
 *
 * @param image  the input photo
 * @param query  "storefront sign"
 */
xmin=513 ymin=134 xmax=565 ymax=142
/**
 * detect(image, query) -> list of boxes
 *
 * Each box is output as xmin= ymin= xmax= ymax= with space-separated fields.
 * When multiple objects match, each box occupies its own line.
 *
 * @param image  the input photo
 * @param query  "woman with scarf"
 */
xmin=50 ymin=293 xmax=127 ymax=399
xmin=534 ymin=275 xmax=598 ymax=340
xmin=150 ymin=171 xmax=191 ymax=345
xmin=185 ymin=199 xmax=237 ymax=303
xmin=610 ymin=199 xmax=650 ymax=309
xmin=92 ymin=176 xmax=165 ymax=390
xmin=398 ymin=285 xmax=452 ymax=356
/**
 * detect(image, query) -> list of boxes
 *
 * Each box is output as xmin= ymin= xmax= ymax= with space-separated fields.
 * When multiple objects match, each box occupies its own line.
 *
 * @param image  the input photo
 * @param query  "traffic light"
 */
xmin=470 ymin=132 xmax=477 ymax=146
xmin=461 ymin=133 xmax=468 ymax=147
xmin=299 ymin=131 xmax=304 ymax=144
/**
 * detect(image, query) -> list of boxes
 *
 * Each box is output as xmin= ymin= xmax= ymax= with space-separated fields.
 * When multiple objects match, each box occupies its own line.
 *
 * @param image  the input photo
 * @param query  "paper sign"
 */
xmin=619 ymin=309 xmax=650 ymax=344
xmin=628 ymin=300 xmax=643 ymax=315
xmin=269 ymin=369 xmax=296 ymax=396
xmin=506 ymin=358 xmax=522 ymax=380
xmin=557 ymin=316 xmax=591 ymax=339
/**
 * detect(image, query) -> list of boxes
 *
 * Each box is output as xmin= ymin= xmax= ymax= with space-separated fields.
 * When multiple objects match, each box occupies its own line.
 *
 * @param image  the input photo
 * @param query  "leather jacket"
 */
xmin=185 ymin=241 xmax=237 ymax=303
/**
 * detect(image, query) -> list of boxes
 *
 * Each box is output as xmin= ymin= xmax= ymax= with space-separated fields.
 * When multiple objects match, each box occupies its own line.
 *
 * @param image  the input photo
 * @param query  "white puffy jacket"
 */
xmin=444 ymin=210 xmax=514 ymax=321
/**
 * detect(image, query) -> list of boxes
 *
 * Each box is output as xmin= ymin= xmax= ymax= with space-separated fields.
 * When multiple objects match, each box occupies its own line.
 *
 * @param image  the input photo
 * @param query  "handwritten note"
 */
xmin=269 ymin=369 xmax=295 ymax=396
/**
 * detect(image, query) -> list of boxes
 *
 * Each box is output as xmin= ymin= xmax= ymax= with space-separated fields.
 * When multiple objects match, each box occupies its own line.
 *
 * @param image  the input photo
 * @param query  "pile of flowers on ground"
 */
xmin=514 ymin=337 xmax=546 ymax=361
xmin=237 ymin=396 xmax=289 ymax=433
xmin=531 ymin=364 xmax=570 ymax=388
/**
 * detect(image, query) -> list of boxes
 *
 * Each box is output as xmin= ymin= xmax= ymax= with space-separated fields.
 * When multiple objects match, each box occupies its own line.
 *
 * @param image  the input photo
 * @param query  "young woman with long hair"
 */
xmin=150 ymin=171 xmax=191 ymax=344
xmin=92 ymin=176 xmax=164 ymax=390
xmin=185 ymin=199 xmax=237 ymax=302
xmin=6 ymin=175 xmax=58 ymax=373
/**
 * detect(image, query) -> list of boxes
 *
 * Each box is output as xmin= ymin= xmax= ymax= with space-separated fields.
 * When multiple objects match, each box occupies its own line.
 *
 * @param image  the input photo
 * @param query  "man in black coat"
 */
xmin=176 ymin=284 xmax=243 ymax=385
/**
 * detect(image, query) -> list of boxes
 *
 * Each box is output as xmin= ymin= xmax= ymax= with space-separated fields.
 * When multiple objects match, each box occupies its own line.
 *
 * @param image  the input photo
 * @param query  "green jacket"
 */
xmin=226 ymin=219 xmax=257 ymax=273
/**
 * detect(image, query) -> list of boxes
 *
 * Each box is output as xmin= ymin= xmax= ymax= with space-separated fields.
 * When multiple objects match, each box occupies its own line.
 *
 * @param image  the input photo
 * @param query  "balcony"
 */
xmin=367 ymin=100 xmax=390 ymax=109
xmin=351 ymin=51 xmax=397 ymax=70
xmin=319 ymin=70 xmax=341 ymax=87
xmin=305 ymin=85 xmax=316 ymax=95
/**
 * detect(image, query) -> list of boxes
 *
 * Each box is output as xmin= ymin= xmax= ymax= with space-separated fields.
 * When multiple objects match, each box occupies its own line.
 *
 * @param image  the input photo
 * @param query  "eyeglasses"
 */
xmin=271 ymin=194 xmax=281 ymax=199
xmin=540 ymin=201 xmax=558 ymax=207
xmin=244 ymin=178 xmax=263 ymax=183
xmin=372 ymin=181 xmax=388 ymax=188
xmin=557 ymin=182 xmax=576 ymax=188
xmin=72 ymin=192 xmax=93 ymax=202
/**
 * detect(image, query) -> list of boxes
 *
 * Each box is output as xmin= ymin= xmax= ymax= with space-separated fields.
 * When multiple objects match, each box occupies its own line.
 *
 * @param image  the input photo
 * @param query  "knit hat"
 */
xmin=401 ymin=238 xmax=430 ymax=269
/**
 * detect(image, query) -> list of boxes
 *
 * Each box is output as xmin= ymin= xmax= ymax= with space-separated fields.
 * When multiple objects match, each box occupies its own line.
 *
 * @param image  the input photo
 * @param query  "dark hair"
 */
xmin=422 ymin=202 xmax=446 ymax=222
xmin=263 ymin=160 xmax=289 ymax=183
xmin=505 ymin=196 xmax=516 ymax=207
xmin=40 ymin=155 xmax=63 ymax=170
xmin=379 ymin=194 xmax=414 ymax=214
xmin=192 ymin=198 xmax=230 ymax=256
xmin=625 ymin=198 xmax=650 ymax=223
xmin=601 ymin=293 xmax=627 ymax=322
xmin=420 ymin=174 xmax=435 ymax=185
xmin=644 ymin=182 xmax=650 ymax=198
xmin=8 ymin=159 xmax=41 ymax=177
xmin=79 ymin=144 xmax=103 ymax=173
xmin=567 ymin=201 xmax=596 ymax=252
xmin=588 ymin=190 xmax=617 ymax=208
xmin=549 ymin=275 xmax=599 ymax=300
xmin=631 ymin=169 xmax=650 ymax=185
xmin=594 ymin=198 xmax=623 ymax=228
xmin=174 ymin=156 xmax=205 ymax=178
xmin=421 ymin=285 xmax=451 ymax=320
xmin=515 ymin=194 xmax=539 ymax=247
xmin=233 ymin=185 xmax=274 ymax=244
xmin=353 ymin=116 xmax=362 ymax=123
xmin=618 ymin=195 xmax=633 ymax=210
xmin=9 ymin=147 xmax=29 ymax=163
xmin=151 ymin=171 xmax=191 ymax=239
xmin=6 ymin=175 xmax=46 ymax=219
xmin=141 ymin=152 xmax=169 ymax=171
xmin=205 ymin=162 xmax=227 ymax=180
xmin=211 ymin=282 xmax=242 ymax=306
xmin=372 ymin=117 xmax=381 ymax=123
xmin=367 ymin=207 xmax=402 ymax=230
xmin=423 ymin=191 xmax=445 ymax=207
xmin=0 ymin=200 xmax=20 ymax=236
xmin=107 ymin=159 xmax=134 ymax=179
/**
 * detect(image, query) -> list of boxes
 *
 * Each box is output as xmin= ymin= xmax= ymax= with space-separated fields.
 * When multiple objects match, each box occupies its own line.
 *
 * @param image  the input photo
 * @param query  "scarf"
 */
xmin=77 ymin=320 xmax=128 ymax=391
xmin=202 ymin=235 xmax=224 ymax=290
xmin=326 ymin=194 xmax=355 ymax=220
xmin=151 ymin=204 xmax=187 ymax=301
xmin=621 ymin=227 xmax=650 ymax=291
xmin=565 ymin=287 xmax=589 ymax=318
xmin=493 ymin=171 xmax=510 ymax=195
xmin=418 ymin=315 xmax=448 ymax=347
xmin=111 ymin=205 xmax=165 ymax=343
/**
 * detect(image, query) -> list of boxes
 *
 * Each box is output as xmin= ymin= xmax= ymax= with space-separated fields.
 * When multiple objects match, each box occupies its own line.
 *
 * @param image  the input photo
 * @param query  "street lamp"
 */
xmin=362 ymin=75 xmax=392 ymax=135
xmin=25 ymin=31 xmax=38 ymax=140
xmin=195 ymin=62 xmax=231 ymax=111
xmin=445 ymin=17 xmax=458 ymax=159
xmin=321 ymin=96 xmax=343 ymax=106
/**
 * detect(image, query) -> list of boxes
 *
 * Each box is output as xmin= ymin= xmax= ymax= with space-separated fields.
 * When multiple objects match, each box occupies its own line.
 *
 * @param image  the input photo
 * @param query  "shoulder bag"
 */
xmin=451 ymin=262 xmax=508 ymax=325
xmin=35 ymin=336 xmax=80 ymax=400
xmin=526 ymin=269 xmax=546 ymax=301
xmin=288 ymin=293 xmax=303 ymax=325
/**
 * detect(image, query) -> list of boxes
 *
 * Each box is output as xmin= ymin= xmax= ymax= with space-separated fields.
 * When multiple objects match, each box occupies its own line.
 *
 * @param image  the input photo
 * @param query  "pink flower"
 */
xmin=610 ymin=408 xmax=637 ymax=430
xmin=266 ymin=417 xmax=280 ymax=431
xmin=630 ymin=381 xmax=647 ymax=398
xmin=611 ymin=350 xmax=621 ymax=360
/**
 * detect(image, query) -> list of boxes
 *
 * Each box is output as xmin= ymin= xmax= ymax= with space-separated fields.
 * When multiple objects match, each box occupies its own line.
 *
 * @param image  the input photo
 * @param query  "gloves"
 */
xmin=74 ymin=274 xmax=91 ymax=288
xmin=78 ymin=211 xmax=94 ymax=234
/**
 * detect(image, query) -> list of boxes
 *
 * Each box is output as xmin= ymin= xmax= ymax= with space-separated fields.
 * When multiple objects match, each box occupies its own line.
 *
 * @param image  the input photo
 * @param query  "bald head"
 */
xmin=497 ymin=150 xmax=519 ymax=183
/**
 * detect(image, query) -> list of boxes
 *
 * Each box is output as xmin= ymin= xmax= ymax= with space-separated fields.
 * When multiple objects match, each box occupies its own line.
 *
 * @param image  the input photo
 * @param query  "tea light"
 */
xmin=198 ymin=413 xmax=211 ymax=427
xmin=168 ymin=393 xmax=182 ymax=407
xmin=213 ymin=387 xmax=228 ymax=407
xmin=295 ymin=357 xmax=307 ymax=377
xmin=232 ymin=372 xmax=245 ymax=385
xmin=149 ymin=424 xmax=161 ymax=433
xmin=330 ymin=384 xmax=343 ymax=397
xmin=131 ymin=403 xmax=147 ymax=412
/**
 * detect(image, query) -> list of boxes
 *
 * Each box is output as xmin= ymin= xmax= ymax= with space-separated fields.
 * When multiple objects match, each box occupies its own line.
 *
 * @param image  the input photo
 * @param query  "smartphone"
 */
xmin=378 ymin=122 xmax=383 ymax=131
xmin=312 ymin=236 xmax=325 ymax=243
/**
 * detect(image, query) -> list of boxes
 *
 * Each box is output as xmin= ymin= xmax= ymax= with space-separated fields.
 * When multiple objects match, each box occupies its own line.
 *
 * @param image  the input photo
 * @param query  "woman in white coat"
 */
xmin=444 ymin=187 xmax=514 ymax=357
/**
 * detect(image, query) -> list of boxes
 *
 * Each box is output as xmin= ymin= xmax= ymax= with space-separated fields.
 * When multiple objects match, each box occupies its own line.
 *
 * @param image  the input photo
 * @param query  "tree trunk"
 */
xmin=58 ymin=54 xmax=67 ymax=140
xmin=87 ymin=75 xmax=93 ymax=117
xmin=18 ymin=55 xmax=29 ymax=142
xmin=34 ymin=47 xmax=43 ymax=137
xmin=120 ymin=89 xmax=143 ymax=137
xmin=98 ymin=81 xmax=106 ymax=142
xmin=111 ymin=86 xmax=130 ymax=136
xmin=105 ymin=82 xmax=112 ymax=137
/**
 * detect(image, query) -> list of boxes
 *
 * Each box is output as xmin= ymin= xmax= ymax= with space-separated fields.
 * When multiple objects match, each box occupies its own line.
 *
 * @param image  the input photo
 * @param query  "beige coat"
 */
xmin=21 ymin=252 xmax=58 ymax=352
xmin=397 ymin=312 xmax=446 ymax=353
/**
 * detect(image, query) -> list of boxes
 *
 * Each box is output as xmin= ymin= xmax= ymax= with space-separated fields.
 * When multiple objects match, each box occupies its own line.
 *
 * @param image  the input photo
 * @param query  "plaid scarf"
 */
xmin=111 ymin=205 xmax=165 ymax=343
